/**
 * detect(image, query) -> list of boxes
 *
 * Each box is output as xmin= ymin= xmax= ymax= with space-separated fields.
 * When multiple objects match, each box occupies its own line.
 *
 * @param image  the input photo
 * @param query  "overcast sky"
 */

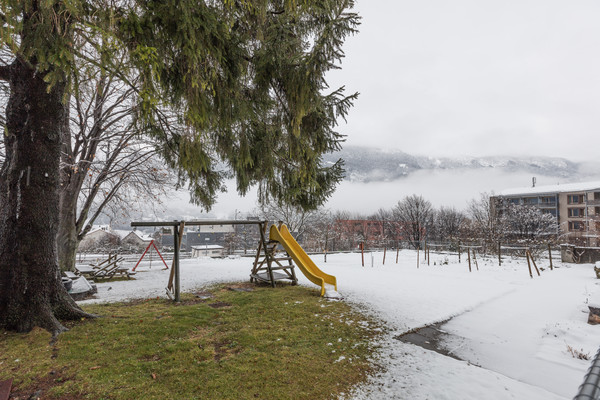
xmin=151 ymin=1 xmax=600 ymax=219
xmin=327 ymin=0 xmax=600 ymax=162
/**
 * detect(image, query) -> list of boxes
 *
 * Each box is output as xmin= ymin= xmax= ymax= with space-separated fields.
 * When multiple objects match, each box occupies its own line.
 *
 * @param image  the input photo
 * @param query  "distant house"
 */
xmin=191 ymin=245 xmax=225 ymax=258
xmin=121 ymin=230 xmax=153 ymax=251
xmin=79 ymin=225 xmax=120 ymax=251
xmin=185 ymin=224 xmax=236 ymax=251
xmin=160 ymin=224 xmax=236 ymax=251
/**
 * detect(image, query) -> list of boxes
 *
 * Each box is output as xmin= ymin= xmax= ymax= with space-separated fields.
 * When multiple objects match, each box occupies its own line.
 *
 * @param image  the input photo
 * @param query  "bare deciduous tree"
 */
xmin=392 ymin=194 xmax=433 ymax=249
xmin=500 ymin=203 xmax=558 ymax=243
xmin=466 ymin=192 xmax=505 ymax=243
xmin=58 ymin=66 xmax=175 ymax=272
xmin=256 ymin=202 xmax=328 ymax=242
xmin=431 ymin=206 xmax=466 ymax=242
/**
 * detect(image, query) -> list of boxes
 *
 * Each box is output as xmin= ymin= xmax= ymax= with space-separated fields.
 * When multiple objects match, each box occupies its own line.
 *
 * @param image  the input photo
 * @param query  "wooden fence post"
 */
xmin=458 ymin=240 xmax=461 ymax=263
xmin=528 ymin=250 xmax=540 ymax=276
xmin=361 ymin=242 xmax=364 ymax=267
xmin=467 ymin=247 xmax=472 ymax=272
xmin=526 ymin=250 xmax=533 ymax=278
xmin=472 ymin=249 xmax=479 ymax=271
xmin=548 ymin=243 xmax=553 ymax=271
xmin=396 ymin=243 xmax=399 ymax=264
xmin=498 ymin=241 xmax=502 ymax=266
xmin=417 ymin=247 xmax=420 ymax=269
xmin=383 ymin=247 xmax=387 ymax=265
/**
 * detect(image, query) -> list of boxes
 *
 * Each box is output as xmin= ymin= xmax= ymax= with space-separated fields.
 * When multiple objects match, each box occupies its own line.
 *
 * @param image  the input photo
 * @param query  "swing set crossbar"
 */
xmin=130 ymin=220 xmax=269 ymax=302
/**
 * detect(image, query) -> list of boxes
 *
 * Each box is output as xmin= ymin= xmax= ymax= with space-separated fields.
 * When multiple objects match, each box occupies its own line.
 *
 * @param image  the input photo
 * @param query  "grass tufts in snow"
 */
xmin=566 ymin=344 xmax=590 ymax=360
xmin=0 ymin=283 xmax=381 ymax=399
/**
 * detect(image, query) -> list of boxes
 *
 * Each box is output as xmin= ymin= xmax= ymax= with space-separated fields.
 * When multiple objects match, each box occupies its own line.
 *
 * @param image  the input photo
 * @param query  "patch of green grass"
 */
xmin=0 ymin=284 xmax=382 ymax=399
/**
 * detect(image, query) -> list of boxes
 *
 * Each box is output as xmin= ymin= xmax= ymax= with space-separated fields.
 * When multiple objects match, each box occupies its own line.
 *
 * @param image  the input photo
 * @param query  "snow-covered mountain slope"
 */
xmin=323 ymin=146 xmax=594 ymax=183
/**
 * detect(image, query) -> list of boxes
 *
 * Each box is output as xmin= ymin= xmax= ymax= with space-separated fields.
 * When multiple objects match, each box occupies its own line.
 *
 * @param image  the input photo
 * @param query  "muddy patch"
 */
xmin=394 ymin=320 xmax=463 ymax=361
xmin=208 ymin=302 xmax=232 ymax=309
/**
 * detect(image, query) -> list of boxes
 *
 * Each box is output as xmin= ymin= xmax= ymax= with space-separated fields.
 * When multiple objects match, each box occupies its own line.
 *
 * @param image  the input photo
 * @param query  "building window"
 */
xmin=569 ymin=221 xmax=585 ymax=231
xmin=596 ymin=207 xmax=600 ymax=216
xmin=523 ymin=197 xmax=538 ymax=205
xmin=542 ymin=209 xmax=557 ymax=217
xmin=568 ymin=208 xmax=585 ymax=218
xmin=567 ymin=194 xmax=585 ymax=204
xmin=540 ymin=196 xmax=556 ymax=205
xmin=509 ymin=198 xmax=520 ymax=205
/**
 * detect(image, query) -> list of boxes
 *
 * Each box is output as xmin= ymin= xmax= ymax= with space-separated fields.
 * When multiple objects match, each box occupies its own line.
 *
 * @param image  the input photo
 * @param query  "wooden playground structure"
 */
xmin=75 ymin=253 xmax=136 ymax=280
xmin=130 ymin=220 xmax=303 ymax=301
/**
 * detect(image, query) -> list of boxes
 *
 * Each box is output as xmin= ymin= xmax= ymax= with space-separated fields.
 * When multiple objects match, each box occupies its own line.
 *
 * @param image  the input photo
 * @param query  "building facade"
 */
xmin=191 ymin=245 xmax=225 ymax=258
xmin=493 ymin=181 xmax=600 ymax=246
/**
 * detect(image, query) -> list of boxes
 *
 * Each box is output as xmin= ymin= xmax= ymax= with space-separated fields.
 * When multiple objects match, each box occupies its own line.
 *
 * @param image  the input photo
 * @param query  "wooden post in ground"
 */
xmin=472 ymin=249 xmax=479 ymax=271
xmin=417 ymin=247 xmax=420 ymax=269
xmin=166 ymin=221 xmax=185 ymax=301
xmin=383 ymin=247 xmax=387 ymax=265
xmin=526 ymin=249 xmax=533 ymax=278
xmin=467 ymin=247 xmax=472 ymax=272
xmin=361 ymin=242 xmax=364 ymax=267
xmin=548 ymin=243 xmax=553 ymax=270
xmin=458 ymin=240 xmax=461 ymax=263
xmin=396 ymin=243 xmax=399 ymax=264
xmin=173 ymin=221 xmax=185 ymax=302
xmin=498 ymin=241 xmax=502 ymax=266
xmin=250 ymin=222 xmax=268 ymax=282
xmin=528 ymin=250 xmax=540 ymax=276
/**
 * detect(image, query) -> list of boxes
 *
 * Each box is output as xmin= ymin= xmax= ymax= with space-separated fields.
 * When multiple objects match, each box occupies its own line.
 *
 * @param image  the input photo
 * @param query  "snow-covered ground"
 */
xmin=79 ymin=250 xmax=600 ymax=399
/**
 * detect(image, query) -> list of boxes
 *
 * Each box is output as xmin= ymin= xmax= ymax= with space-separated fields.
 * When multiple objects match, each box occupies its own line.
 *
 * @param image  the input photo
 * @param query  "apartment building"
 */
xmin=493 ymin=181 xmax=600 ymax=246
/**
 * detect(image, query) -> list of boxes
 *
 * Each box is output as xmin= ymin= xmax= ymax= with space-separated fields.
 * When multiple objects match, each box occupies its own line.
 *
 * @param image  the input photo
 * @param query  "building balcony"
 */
xmin=586 ymin=199 xmax=600 ymax=206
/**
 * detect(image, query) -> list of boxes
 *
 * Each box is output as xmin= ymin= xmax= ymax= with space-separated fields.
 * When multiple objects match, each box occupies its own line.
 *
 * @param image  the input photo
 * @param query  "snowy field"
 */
xmin=79 ymin=250 xmax=600 ymax=399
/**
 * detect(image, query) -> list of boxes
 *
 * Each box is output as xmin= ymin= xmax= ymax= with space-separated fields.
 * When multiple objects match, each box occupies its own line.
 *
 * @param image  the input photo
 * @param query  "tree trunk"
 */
xmin=57 ymin=94 xmax=81 ymax=273
xmin=0 ymin=58 xmax=93 ymax=335
xmin=57 ymin=193 xmax=80 ymax=272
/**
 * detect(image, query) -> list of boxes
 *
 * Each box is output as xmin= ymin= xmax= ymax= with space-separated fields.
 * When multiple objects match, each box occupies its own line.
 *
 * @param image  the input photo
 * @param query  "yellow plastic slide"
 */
xmin=270 ymin=224 xmax=337 ymax=296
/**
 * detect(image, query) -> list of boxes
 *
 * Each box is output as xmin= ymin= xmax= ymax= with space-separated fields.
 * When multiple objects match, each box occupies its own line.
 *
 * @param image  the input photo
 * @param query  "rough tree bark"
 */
xmin=0 ymin=57 xmax=93 ymax=334
xmin=57 ymin=192 xmax=80 ymax=273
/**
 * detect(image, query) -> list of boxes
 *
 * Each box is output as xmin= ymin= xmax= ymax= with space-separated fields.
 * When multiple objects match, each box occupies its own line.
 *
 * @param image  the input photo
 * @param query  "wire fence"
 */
xmin=357 ymin=240 xmax=561 ymax=264
xmin=575 ymin=347 xmax=600 ymax=399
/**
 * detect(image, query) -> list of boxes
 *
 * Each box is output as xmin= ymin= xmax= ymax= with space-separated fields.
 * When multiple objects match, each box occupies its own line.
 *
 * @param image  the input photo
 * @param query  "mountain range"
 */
xmin=323 ymin=146 xmax=599 ymax=183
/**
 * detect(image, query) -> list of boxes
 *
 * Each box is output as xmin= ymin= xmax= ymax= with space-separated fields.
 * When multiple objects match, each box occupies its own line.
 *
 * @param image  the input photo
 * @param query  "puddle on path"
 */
xmin=394 ymin=320 xmax=463 ymax=361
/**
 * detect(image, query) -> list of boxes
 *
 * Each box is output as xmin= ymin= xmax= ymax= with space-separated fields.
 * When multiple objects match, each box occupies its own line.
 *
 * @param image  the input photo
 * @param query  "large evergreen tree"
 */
xmin=0 ymin=0 xmax=359 ymax=334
